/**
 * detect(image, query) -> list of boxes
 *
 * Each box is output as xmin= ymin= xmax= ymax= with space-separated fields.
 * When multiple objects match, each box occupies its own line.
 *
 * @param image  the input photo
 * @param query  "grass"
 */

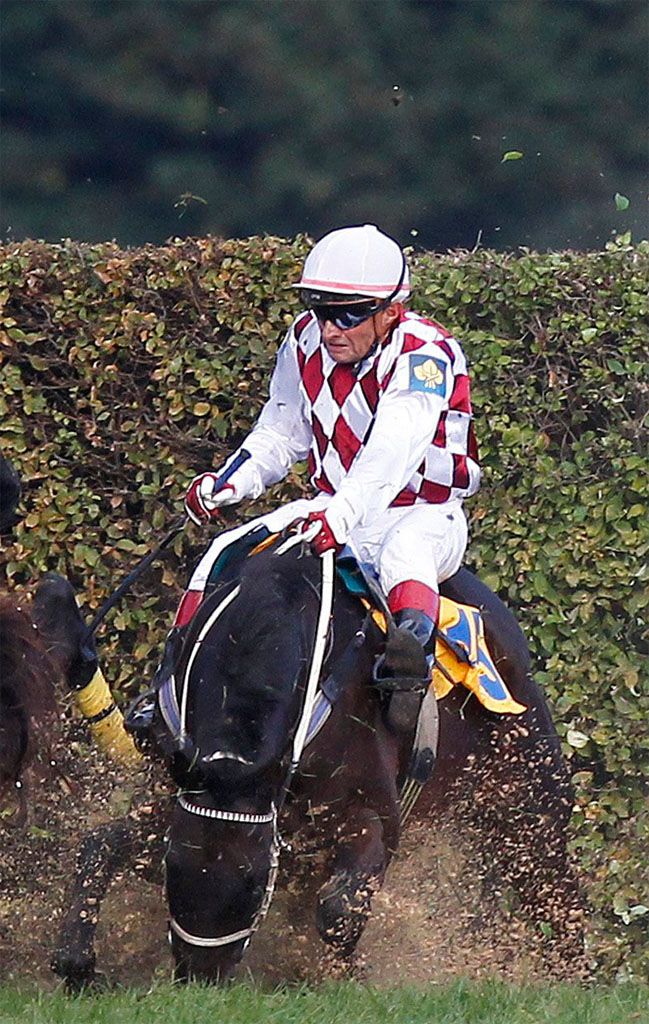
xmin=0 ymin=981 xmax=646 ymax=1024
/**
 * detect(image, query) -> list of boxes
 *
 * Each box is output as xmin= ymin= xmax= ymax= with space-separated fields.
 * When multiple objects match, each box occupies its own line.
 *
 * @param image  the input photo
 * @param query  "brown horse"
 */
xmin=0 ymin=596 xmax=60 ymax=825
xmin=53 ymin=530 xmax=583 ymax=987
xmin=0 ymin=453 xmax=60 ymax=823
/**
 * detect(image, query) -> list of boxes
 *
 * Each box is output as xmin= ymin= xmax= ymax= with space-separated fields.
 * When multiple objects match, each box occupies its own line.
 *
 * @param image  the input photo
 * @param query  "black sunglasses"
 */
xmin=311 ymin=298 xmax=388 ymax=331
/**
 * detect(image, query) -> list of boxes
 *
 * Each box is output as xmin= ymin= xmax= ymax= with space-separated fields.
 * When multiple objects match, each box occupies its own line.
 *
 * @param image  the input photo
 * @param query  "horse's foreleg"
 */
xmin=52 ymin=818 xmax=135 ymax=990
xmin=33 ymin=574 xmax=141 ymax=766
xmin=316 ymin=806 xmax=392 ymax=958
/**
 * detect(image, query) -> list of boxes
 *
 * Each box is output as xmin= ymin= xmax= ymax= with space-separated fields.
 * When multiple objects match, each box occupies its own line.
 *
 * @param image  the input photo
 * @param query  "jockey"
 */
xmin=181 ymin=224 xmax=481 ymax=689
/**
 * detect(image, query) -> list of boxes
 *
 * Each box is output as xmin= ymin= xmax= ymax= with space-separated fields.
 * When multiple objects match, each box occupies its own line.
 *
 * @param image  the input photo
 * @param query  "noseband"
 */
xmin=168 ymin=539 xmax=335 ymax=950
xmin=169 ymin=797 xmax=280 ymax=950
xmin=177 ymin=796 xmax=275 ymax=823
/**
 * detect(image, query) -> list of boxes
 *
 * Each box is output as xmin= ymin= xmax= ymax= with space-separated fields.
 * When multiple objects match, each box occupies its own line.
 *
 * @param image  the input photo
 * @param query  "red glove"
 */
xmin=297 ymin=511 xmax=343 ymax=556
xmin=184 ymin=473 xmax=236 ymax=525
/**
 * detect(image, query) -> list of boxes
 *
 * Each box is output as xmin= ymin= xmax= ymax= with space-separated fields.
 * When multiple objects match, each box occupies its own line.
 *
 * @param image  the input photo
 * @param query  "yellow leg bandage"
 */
xmin=75 ymin=668 xmax=143 ymax=766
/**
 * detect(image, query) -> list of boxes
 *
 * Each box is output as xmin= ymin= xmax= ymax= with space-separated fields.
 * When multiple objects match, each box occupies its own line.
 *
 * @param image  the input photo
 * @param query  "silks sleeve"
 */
xmin=221 ymin=325 xmax=312 ymax=498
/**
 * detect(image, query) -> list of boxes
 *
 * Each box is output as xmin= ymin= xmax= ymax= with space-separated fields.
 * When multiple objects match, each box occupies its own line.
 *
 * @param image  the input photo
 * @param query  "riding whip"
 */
xmin=84 ymin=449 xmax=251 ymax=640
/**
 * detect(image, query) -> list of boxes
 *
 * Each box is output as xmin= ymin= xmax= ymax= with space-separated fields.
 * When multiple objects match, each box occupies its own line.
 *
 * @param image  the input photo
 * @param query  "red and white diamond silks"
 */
xmin=177 ymin=309 xmax=479 ymax=626
xmin=229 ymin=309 xmax=480 ymax=542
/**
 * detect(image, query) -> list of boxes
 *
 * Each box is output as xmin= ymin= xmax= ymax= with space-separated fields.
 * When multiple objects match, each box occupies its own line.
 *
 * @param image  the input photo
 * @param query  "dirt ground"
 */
xmin=0 ymin=703 xmax=588 ymax=991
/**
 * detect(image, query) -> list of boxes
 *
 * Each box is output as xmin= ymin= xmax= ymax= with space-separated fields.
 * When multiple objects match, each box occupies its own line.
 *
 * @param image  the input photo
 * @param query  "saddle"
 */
xmin=335 ymin=556 xmax=525 ymax=715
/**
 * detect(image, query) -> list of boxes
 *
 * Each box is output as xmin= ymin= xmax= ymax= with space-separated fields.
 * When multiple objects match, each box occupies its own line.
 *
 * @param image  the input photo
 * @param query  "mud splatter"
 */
xmin=0 ymin=709 xmax=590 ymax=989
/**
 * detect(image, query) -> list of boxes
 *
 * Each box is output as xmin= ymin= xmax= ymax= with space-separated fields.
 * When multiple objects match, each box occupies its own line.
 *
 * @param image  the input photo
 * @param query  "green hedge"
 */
xmin=0 ymin=235 xmax=647 ymax=979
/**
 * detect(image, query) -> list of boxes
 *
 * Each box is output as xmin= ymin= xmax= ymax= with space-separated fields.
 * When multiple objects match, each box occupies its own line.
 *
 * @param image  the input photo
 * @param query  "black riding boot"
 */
xmin=373 ymin=608 xmax=435 ymax=734
xmin=374 ymin=608 xmax=435 ymax=685
xmin=393 ymin=608 xmax=435 ymax=650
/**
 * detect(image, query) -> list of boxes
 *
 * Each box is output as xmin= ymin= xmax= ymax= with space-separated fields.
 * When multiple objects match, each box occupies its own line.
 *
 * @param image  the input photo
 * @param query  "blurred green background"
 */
xmin=1 ymin=0 xmax=647 ymax=251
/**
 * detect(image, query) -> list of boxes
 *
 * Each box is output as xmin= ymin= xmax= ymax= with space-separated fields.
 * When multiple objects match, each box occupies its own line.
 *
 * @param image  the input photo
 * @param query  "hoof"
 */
xmin=51 ymin=949 xmax=98 ymax=992
xmin=316 ymin=871 xmax=372 ymax=956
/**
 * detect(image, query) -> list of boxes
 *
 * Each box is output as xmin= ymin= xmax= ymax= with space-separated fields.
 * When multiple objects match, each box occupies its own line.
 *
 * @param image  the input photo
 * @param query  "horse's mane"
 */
xmin=211 ymin=545 xmax=319 ymax=700
xmin=0 ymin=594 xmax=59 ymax=791
xmin=236 ymin=542 xmax=321 ymax=617
xmin=180 ymin=544 xmax=324 ymax=783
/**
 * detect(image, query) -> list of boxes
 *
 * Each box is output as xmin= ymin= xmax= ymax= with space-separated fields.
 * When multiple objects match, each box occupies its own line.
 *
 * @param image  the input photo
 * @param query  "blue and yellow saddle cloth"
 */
xmin=336 ymin=554 xmax=525 ymax=715
xmin=432 ymin=597 xmax=526 ymax=714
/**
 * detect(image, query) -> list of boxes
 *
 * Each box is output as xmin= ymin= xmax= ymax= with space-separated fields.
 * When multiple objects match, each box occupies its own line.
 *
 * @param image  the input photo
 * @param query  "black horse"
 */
xmin=53 ymin=529 xmax=583 ymax=986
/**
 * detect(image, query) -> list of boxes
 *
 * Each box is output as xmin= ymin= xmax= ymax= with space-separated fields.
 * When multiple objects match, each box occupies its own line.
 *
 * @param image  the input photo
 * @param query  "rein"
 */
xmin=168 ymin=541 xmax=336 ymax=950
xmin=84 ymin=450 xmax=251 ymax=642
xmin=178 ymin=583 xmax=241 ymax=745
xmin=276 ymin=530 xmax=335 ymax=775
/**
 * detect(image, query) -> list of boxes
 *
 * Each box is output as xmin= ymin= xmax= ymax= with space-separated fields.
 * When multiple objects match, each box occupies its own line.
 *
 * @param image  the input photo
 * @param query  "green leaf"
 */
xmin=614 ymin=193 xmax=630 ymax=211
xmin=566 ymin=729 xmax=590 ymax=749
xmin=501 ymin=150 xmax=524 ymax=163
xmin=629 ymin=905 xmax=649 ymax=919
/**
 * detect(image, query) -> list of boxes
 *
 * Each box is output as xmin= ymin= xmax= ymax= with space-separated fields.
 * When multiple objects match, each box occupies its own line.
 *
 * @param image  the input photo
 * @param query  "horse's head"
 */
xmin=165 ymin=792 xmax=280 ymax=982
xmin=164 ymin=538 xmax=330 ymax=980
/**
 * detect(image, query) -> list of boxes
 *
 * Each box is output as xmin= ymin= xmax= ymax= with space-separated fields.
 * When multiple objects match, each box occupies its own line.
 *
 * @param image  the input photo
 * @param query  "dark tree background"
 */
xmin=1 ymin=0 xmax=647 ymax=250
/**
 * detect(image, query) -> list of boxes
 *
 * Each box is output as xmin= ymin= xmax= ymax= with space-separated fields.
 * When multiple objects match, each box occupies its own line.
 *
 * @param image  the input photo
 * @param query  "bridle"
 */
xmin=167 ymin=535 xmax=335 ymax=951
xmin=168 ymin=798 xmax=281 ymax=951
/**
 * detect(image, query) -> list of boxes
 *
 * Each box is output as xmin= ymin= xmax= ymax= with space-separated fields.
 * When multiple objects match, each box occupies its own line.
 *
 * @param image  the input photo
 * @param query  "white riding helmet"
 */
xmin=296 ymin=224 xmax=410 ymax=305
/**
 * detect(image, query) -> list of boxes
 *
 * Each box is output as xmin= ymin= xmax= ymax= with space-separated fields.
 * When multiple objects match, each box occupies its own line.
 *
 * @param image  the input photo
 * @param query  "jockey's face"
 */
xmin=320 ymin=304 xmax=402 ymax=364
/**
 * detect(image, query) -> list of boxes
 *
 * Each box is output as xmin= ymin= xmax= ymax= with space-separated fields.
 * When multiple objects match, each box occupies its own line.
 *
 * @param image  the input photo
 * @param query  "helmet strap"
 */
xmin=352 ymin=312 xmax=392 ymax=373
xmin=385 ymin=252 xmax=407 ymax=305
